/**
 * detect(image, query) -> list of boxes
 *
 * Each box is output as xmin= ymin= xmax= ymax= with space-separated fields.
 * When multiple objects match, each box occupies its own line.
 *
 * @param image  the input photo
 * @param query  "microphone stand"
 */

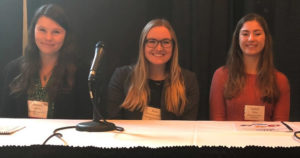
xmin=76 ymin=80 xmax=119 ymax=132
xmin=76 ymin=41 xmax=123 ymax=132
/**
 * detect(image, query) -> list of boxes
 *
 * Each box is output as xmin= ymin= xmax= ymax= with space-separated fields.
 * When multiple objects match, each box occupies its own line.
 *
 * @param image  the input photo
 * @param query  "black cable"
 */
xmin=42 ymin=126 xmax=76 ymax=145
xmin=294 ymin=131 xmax=300 ymax=140
xmin=281 ymin=121 xmax=293 ymax=132
xmin=115 ymin=126 xmax=124 ymax=131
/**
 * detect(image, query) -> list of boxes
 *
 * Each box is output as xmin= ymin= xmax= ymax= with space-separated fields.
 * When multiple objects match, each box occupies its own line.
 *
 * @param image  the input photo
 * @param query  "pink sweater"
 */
xmin=210 ymin=67 xmax=290 ymax=121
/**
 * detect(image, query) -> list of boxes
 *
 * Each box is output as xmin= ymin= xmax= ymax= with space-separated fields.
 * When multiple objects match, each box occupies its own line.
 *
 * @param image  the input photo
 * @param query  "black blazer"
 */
xmin=105 ymin=65 xmax=200 ymax=120
xmin=0 ymin=57 xmax=92 ymax=119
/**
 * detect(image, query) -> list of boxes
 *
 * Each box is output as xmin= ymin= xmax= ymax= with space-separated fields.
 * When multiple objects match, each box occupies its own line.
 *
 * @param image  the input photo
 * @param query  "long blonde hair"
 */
xmin=121 ymin=19 xmax=187 ymax=116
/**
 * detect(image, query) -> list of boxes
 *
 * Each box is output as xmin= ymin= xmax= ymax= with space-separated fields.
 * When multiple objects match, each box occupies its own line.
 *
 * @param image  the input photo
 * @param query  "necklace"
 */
xmin=41 ymin=70 xmax=53 ymax=83
xmin=149 ymin=79 xmax=164 ymax=87
xmin=43 ymin=75 xmax=48 ymax=82
xmin=154 ymin=80 xmax=163 ymax=86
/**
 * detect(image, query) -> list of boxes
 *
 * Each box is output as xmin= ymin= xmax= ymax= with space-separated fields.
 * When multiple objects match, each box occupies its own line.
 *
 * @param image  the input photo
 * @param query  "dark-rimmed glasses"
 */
xmin=145 ymin=39 xmax=173 ymax=48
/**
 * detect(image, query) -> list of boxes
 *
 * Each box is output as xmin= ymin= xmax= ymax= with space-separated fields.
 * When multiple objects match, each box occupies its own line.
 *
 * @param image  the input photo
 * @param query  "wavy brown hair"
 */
xmin=224 ymin=13 xmax=279 ymax=104
xmin=121 ymin=19 xmax=187 ymax=116
xmin=10 ymin=4 xmax=76 ymax=100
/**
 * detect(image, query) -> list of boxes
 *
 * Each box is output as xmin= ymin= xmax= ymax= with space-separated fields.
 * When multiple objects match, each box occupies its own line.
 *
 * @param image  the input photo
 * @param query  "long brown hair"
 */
xmin=121 ymin=19 xmax=187 ymax=116
xmin=224 ymin=13 xmax=279 ymax=104
xmin=9 ymin=4 xmax=76 ymax=100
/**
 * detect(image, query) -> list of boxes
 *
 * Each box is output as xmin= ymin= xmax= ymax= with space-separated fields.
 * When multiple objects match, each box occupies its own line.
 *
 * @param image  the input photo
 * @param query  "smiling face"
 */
xmin=239 ymin=20 xmax=266 ymax=57
xmin=144 ymin=26 xmax=173 ymax=67
xmin=35 ymin=16 xmax=66 ymax=57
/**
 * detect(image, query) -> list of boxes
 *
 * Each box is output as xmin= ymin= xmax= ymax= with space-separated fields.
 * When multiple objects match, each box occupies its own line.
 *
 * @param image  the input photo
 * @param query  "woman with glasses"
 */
xmin=209 ymin=13 xmax=290 ymax=121
xmin=105 ymin=19 xmax=199 ymax=120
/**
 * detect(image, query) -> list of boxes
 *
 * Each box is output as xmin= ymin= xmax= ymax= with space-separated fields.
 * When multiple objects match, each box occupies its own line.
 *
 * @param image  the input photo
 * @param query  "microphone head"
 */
xmin=96 ymin=41 xmax=104 ymax=48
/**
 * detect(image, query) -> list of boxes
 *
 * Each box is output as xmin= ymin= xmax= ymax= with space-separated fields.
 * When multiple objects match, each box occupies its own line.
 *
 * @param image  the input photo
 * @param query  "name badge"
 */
xmin=28 ymin=100 xmax=48 ymax=119
xmin=142 ymin=106 xmax=161 ymax=120
xmin=244 ymin=105 xmax=265 ymax=121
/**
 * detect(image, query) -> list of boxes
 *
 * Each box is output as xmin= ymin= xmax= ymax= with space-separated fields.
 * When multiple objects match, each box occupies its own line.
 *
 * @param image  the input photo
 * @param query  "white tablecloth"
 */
xmin=1 ymin=118 xmax=300 ymax=148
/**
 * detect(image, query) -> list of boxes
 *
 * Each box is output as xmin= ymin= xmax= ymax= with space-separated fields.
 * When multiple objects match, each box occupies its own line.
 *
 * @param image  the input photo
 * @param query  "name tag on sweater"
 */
xmin=244 ymin=105 xmax=265 ymax=121
xmin=142 ymin=106 xmax=161 ymax=120
xmin=28 ymin=100 xmax=48 ymax=119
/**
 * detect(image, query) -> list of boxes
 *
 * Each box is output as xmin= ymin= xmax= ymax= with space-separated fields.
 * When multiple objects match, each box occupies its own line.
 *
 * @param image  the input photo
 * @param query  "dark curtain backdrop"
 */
xmin=0 ymin=0 xmax=23 ymax=96
xmin=1 ymin=0 xmax=299 ymax=120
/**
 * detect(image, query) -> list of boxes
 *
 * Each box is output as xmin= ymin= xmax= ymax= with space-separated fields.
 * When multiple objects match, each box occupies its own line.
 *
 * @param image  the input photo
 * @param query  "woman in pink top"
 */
xmin=209 ymin=13 xmax=290 ymax=121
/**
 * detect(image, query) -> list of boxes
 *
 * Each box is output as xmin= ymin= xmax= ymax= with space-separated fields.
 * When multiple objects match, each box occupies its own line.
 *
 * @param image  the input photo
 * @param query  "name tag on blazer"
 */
xmin=244 ymin=105 xmax=265 ymax=121
xmin=28 ymin=100 xmax=48 ymax=119
xmin=142 ymin=106 xmax=161 ymax=120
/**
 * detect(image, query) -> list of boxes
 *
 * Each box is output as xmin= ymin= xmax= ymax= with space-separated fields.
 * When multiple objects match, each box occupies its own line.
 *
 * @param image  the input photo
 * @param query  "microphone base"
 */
xmin=76 ymin=120 xmax=117 ymax=132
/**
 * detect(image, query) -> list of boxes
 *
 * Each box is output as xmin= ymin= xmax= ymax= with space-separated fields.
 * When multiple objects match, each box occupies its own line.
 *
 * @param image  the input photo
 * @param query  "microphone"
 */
xmin=76 ymin=41 xmax=123 ymax=132
xmin=88 ymin=41 xmax=104 ymax=81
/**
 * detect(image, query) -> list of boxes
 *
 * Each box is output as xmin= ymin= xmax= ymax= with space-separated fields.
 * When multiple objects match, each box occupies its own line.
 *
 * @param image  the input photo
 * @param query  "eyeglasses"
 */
xmin=145 ymin=39 xmax=173 ymax=48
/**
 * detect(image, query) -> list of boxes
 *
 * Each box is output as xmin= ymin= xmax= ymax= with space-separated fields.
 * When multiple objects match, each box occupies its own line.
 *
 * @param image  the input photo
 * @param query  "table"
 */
xmin=1 ymin=118 xmax=300 ymax=158
xmin=1 ymin=118 xmax=300 ymax=147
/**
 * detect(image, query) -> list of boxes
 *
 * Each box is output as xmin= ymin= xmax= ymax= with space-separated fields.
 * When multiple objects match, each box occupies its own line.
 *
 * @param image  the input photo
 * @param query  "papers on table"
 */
xmin=0 ymin=126 xmax=25 ymax=135
xmin=235 ymin=122 xmax=293 ymax=132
